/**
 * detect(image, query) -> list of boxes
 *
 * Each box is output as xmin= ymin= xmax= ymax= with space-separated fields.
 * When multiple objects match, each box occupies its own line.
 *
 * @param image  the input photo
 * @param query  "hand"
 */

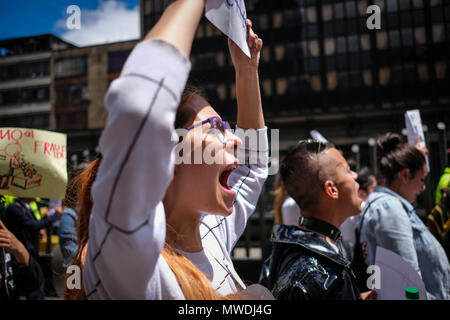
xmin=415 ymin=137 xmax=429 ymax=157
xmin=361 ymin=290 xmax=377 ymax=300
xmin=55 ymin=204 xmax=63 ymax=217
xmin=228 ymin=19 xmax=263 ymax=71
xmin=0 ymin=221 xmax=30 ymax=266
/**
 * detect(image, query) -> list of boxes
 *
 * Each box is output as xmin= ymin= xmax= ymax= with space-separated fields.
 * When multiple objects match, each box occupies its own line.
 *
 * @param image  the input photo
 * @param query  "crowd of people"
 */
xmin=0 ymin=0 xmax=449 ymax=301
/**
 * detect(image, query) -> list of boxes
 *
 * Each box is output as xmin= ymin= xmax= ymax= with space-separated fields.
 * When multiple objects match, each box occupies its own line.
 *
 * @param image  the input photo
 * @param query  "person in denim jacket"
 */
xmin=359 ymin=133 xmax=450 ymax=300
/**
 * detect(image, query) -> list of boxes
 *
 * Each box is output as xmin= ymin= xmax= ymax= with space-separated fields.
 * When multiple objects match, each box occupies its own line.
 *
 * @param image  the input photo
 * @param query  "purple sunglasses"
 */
xmin=186 ymin=116 xmax=231 ymax=134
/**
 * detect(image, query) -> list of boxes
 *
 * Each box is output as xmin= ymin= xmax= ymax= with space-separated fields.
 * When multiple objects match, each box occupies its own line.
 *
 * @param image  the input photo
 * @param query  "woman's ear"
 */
xmin=398 ymin=168 xmax=410 ymax=182
xmin=323 ymin=180 xmax=339 ymax=199
xmin=358 ymin=189 xmax=367 ymax=201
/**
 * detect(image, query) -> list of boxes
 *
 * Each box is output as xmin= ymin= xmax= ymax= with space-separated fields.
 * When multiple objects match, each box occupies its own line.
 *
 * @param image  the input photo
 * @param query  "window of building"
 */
xmin=348 ymin=35 xmax=359 ymax=52
xmin=414 ymin=27 xmax=426 ymax=44
xmin=389 ymin=30 xmax=401 ymax=48
xmin=276 ymin=77 xmax=287 ymax=95
xmin=349 ymin=71 xmax=362 ymax=88
xmin=379 ymin=67 xmax=391 ymax=86
xmin=144 ymin=0 xmax=152 ymax=14
xmin=360 ymin=34 xmax=371 ymax=50
xmin=308 ymin=40 xmax=320 ymax=57
xmin=377 ymin=32 xmax=388 ymax=49
xmin=399 ymin=0 xmax=411 ymax=10
xmin=262 ymin=79 xmax=272 ymax=96
xmin=435 ymin=62 xmax=447 ymax=80
xmin=327 ymin=72 xmax=337 ymax=90
xmin=275 ymin=44 xmax=285 ymax=61
xmin=324 ymin=38 xmax=335 ymax=55
xmin=431 ymin=0 xmax=442 ymax=7
xmin=387 ymin=0 xmax=398 ymax=12
xmin=345 ymin=1 xmax=357 ymax=18
xmin=322 ymin=5 xmax=333 ymax=22
xmin=55 ymin=56 xmax=87 ymax=78
xmin=336 ymin=36 xmax=347 ymax=54
xmin=108 ymin=50 xmax=131 ymax=72
xmin=258 ymin=13 xmax=269 ymax=29
xmin=363 ymin=69 xmax=373 ymax=86
xmin=358 ymin=0 xmax=368 ymax=16
xmin=334 ymin=2 xmax=345 ymax=19
xmin=400 ymin=11 xmax=413 ymax=27
xmin=273 ymin=12 xmax=282 ymax=28
xmin=413 ymin=10 xmax=425 ymax=25
xmin=56 ymin=83 xmax=89 ymax=106
xmin=433 ymin=24 xmax=445 ymax=42
xmin=0 ymin=87 xmax=49 ymax=106
xmin=306 ymin=6 xmax=317 ymax=23
xmin=417 ymin=64 xmax=429 ymax=81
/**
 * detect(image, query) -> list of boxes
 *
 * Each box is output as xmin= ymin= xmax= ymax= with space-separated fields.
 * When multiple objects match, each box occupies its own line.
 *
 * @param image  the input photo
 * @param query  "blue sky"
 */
xmin=0 ymin=0 xmax=140 ymax=46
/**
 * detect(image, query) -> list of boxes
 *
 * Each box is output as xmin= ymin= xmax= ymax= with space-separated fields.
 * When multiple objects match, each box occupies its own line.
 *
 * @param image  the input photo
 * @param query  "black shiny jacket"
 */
xmin=259 ymin=224 xmax=361 ymax=300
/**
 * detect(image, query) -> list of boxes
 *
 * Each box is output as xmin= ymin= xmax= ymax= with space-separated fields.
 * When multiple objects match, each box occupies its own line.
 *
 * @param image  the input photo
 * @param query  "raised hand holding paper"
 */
xmin=405 ymin=109 xmax=430 ymax=171
xmin=205 ymin=0 xmax=251 ymax=58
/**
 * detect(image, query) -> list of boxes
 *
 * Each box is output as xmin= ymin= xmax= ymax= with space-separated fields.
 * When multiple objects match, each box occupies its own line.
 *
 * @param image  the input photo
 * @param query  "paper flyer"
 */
xmin=404 ymin=109 xmax=430 ymax=171
xmin=374 ymin=246 xmax=427 ymax=300
xmin=205 ymin=0 xmax=251 ymax=58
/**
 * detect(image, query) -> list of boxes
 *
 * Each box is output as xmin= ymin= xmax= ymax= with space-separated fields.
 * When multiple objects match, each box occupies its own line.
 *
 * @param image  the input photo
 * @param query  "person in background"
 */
xmin=435 ymin=159 xmax=450 ymax=205
xmin=272 ymin=173 xmax=301 ymax=226
xmin=340 ymin=167 xmax=377 ymax=260
xmin=3 ymin=197 xmax=62 ymax=299
xmin=58 ymin=172 xmax=81 ymax=269
xmin=0 ymin=220 xmax=44 ymax=300
xmin=260 ymin=140 xmax=376 ymax=300
xmin=427 ymin=187 xmax=450 ymax=262
xmin=358 ymin=132 xmax=450 ymax=299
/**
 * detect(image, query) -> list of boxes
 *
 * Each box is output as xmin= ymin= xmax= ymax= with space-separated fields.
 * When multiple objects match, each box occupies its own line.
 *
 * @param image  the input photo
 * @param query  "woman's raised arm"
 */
xmin=144 ymin=0 xmax=205 ymax=57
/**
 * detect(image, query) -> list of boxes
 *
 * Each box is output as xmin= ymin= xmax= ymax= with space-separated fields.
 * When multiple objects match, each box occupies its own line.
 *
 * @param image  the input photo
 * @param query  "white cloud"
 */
xmin=54 ymin=0 xmax=140 ymax=47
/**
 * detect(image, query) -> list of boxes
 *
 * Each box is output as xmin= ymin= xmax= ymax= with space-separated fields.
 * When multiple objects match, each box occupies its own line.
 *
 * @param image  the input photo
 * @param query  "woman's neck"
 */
xmin=165 ymin=205 xmax=203 ymax=253
xmin=384 ymin=180 xmax=403 ymax=198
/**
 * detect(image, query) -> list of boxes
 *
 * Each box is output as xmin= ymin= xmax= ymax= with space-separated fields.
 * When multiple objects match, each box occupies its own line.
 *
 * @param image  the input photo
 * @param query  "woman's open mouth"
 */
xmin=219 ymin=164 xmax=237 ymax=191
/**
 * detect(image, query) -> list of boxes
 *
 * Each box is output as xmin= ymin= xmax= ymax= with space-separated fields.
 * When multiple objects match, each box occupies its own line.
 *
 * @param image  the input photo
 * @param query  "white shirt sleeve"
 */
xmin=83 ymin=39 xmax=191 ymax=299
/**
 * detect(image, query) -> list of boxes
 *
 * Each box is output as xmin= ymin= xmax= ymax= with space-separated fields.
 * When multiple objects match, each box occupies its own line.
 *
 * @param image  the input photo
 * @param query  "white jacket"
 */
xmin=83 ymin=39 xmax=268 ymax=299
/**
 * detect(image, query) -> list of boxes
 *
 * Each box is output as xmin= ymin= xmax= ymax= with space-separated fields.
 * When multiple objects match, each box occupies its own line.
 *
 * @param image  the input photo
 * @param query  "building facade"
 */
xmin=140 ymin=0 xmax=449 ymax=155
xmin=0 ymin=34 xmax=74 ymax=129
xmin=50 ymin=40 xmax=139 ymax=162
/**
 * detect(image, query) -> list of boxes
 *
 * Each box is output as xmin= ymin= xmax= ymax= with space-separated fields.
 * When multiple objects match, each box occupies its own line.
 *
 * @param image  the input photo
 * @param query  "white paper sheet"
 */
xmin=205 ymin=0 xmax=250 ymax=58
xmin=405 ymin=109 xmax=430 ymax=171
xmin=374 ymin=246 xmax=427 ymax=300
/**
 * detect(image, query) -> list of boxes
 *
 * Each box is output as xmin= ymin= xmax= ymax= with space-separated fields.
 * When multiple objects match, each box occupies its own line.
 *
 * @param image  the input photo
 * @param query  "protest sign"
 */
xmin=0 ymin=128 xmax=67 ymax=199
xmin=205 ymin=0 xmax=251 ymax=58
xmin=405 ymin=109 xmax=430 ymax=171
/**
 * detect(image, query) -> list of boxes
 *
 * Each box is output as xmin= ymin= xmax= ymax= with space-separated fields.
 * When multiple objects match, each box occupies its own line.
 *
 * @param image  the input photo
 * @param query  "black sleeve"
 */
xmin=14 ymin=255 xmax=44 ymax=294
xmin=7 ymin=204 xmax=54 ymax=231
xmin=324 ymin=270 xmax=362 ymax=300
